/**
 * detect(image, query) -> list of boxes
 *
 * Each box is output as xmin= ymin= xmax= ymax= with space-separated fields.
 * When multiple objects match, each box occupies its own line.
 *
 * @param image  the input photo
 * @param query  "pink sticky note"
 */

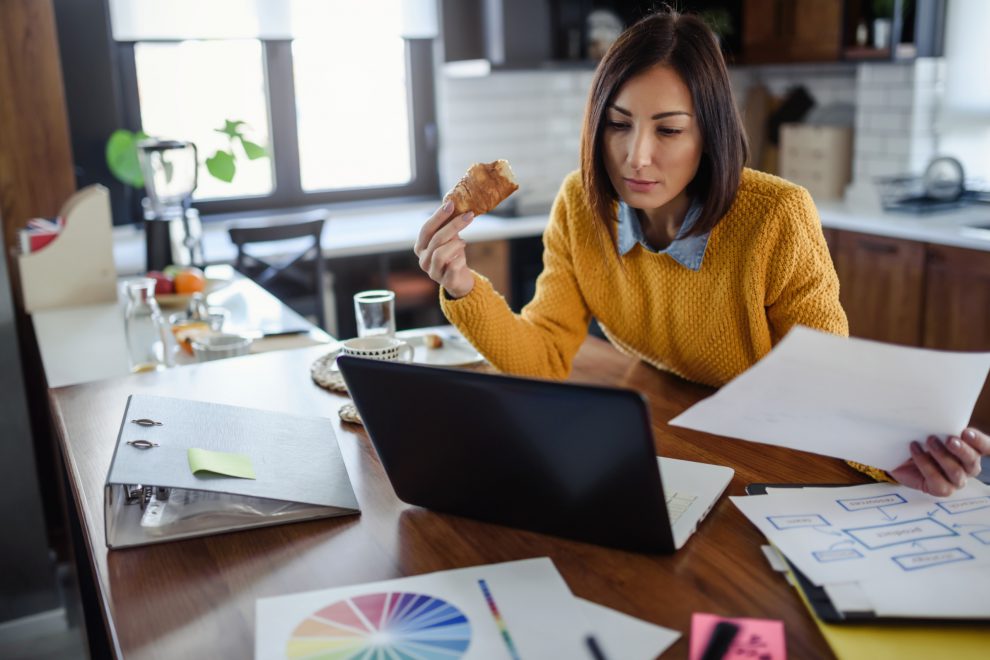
xmin=689 ymin=612 xmax=786 ymax=660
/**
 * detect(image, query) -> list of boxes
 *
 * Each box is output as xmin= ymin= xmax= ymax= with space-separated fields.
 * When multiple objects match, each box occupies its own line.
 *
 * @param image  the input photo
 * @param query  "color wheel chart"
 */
xmin=286 ymin=592 xmax=471 ymax=659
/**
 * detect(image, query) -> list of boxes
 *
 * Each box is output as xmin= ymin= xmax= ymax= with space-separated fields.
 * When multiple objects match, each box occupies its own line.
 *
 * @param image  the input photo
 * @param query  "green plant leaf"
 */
xmin=206 ymin=150 xmax=236 ymax=182
xmin=239 ymin=138 xmax=267 ymax=160
xmin=215 ymin=119 xmax=246 ymax=139
xmin=105 ymin=129 xmax=148 ymax=188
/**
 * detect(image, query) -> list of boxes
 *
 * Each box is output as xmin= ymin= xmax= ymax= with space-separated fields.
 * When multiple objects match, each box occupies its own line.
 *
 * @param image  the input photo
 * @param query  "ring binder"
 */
xmin=105 ymin=394 xmax=360 ymax=548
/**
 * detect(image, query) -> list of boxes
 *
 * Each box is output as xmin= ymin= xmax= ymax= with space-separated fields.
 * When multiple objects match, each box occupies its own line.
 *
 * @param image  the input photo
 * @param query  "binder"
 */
xmin=105 ymin=394 xmax=360 ymax=548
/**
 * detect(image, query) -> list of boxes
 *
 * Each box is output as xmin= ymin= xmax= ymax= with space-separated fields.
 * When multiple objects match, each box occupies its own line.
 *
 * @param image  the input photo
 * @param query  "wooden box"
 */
xmin=780 ymin=124 xmax=853 ymax=201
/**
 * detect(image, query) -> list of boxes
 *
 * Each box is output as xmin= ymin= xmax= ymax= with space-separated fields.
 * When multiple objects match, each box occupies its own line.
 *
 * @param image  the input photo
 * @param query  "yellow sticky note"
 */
xmin=188 ymin=448 xmax=256 ymax=480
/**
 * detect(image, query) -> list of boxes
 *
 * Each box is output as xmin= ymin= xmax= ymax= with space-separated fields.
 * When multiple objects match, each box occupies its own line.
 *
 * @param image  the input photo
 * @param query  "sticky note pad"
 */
xmin=188 ymin=448 xmax=256 ymax=480
xmin=689 ymin=612 xmax=785 ymax=660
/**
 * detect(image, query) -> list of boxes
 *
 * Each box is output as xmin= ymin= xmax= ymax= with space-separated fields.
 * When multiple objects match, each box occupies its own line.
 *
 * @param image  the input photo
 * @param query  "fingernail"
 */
xmin=463 ymin=212 xmax=474 ymax=222
xmin=442 ymin=200 xmax=453 ymax=212
xmin=950 ymin=437 xmax=962 ymax=449
xmin=928 ymin=436 xmax=941 ymax=448
xmin=963 ymin=429 xmax=976 ymax=441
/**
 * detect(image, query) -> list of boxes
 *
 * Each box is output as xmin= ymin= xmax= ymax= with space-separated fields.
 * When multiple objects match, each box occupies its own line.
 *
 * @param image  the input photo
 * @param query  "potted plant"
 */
xmin=105 ymin=119 xmax=268 ymax=189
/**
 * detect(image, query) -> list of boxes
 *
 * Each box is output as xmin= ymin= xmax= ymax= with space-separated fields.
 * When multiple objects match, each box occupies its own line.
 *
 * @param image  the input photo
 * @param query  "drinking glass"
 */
xmin=123 ymin=277 xmax=172 ymax=372
xmin=353 ymin=289 xmax=396 ymax=338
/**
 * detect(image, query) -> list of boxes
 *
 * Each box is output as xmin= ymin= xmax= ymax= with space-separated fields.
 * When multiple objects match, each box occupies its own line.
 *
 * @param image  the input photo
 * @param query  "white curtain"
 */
xmin=108 ymin=0 xmax=437 ymax=41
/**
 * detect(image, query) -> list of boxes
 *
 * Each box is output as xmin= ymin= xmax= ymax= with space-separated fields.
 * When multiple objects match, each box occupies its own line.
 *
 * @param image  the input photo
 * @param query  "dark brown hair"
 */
xmin=580 ymin=9 xmax=748 ymax=240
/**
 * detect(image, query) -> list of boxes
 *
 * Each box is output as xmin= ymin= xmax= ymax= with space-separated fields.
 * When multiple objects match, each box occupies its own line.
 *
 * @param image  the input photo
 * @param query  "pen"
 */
xmin=585 ymin=634 xmax=608 ymax=660
xmin=700 ymin=620 xmax=740 ymax=660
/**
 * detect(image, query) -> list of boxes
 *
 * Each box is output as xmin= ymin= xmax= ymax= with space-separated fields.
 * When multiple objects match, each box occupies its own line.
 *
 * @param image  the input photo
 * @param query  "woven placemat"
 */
xmin=310 ymin=349 xmax=348 ymax=394
xmin=338 ymin=403 xmax=363 ymax=425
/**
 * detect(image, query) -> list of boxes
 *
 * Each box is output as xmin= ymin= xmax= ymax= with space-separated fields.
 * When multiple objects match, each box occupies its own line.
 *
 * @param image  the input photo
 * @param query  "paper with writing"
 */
xmin=731 ymin=481 xmax=990 ymax=587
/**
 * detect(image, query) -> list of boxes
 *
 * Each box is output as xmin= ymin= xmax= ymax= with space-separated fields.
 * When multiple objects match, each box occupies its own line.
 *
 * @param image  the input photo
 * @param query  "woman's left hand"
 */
xmin=890 ymin=428 xmax=989 ymax=496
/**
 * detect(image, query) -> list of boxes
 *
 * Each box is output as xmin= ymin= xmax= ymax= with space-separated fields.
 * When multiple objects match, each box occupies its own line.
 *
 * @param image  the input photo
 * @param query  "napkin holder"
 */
xmin=19 ymin=185 xmax=117 ymax=313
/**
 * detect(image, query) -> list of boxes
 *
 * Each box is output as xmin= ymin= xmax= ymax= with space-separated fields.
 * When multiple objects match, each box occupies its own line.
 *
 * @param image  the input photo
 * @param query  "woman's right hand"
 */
xmin=414 ymin=200 xmax=476 ymax=299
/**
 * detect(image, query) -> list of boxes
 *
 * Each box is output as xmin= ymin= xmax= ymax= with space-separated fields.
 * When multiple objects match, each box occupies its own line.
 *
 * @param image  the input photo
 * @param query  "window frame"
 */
xmin=117 ymin=37 xmax=439 ymax=216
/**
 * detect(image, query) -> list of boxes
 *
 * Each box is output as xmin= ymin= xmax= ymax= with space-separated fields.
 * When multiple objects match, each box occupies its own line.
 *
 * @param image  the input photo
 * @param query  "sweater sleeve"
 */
xmin=439 ymin=178 xmax=591 ymax=379
xmin=763 ymin=186 xmax=849 ymax=343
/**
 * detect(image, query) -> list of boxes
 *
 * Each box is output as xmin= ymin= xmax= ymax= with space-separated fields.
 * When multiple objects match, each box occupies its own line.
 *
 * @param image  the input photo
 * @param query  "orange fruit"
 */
xmin=174 ymin=267 xmax=206 ymax=294
xmin=171 ymin=321 xmax=210 ymax=355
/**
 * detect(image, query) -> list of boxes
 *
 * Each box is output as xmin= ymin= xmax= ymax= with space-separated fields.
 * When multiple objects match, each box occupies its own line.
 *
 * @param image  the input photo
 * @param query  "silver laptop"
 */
xmin=338 ymin=356 xmax=733 ymax=553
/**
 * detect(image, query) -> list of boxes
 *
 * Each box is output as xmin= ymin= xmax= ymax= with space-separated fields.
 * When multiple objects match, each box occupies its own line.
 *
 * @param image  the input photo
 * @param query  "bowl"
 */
xmin=190 ymin=333 xmax=254 ymax=362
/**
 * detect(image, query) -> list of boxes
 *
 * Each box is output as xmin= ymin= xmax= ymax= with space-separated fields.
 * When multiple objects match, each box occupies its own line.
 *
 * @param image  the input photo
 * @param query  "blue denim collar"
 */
xmin=616 ymin=199 xmax=710 ymax=271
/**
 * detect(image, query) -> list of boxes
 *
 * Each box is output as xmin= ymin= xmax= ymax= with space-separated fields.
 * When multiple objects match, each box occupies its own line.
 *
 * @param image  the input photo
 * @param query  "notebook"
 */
xmin=337 ymin=356 xmax=733 ymax=553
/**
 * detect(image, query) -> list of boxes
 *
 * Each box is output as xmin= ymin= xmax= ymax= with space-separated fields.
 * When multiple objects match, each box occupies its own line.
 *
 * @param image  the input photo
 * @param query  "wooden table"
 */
xmin=51 ymin=336 xmax=870 ymax=659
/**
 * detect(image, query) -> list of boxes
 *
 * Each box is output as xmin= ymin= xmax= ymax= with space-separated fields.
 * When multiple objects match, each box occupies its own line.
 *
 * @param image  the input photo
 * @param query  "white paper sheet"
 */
xmin=577 ymin=598 xmax=680 ymax=660
xmin=858 ymin=566 xmax=990 ymax=618
xmin=255 ymin=557 xmax=679 ymax=660
xmin=669 ymin=326 xmax=990 ymax=471
xmin=731 ymin=481 xmax=990 ymax=587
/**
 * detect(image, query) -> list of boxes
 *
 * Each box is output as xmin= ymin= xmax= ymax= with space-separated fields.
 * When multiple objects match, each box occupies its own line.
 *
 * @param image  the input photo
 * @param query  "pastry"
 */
xmin=442 ymin=159 xmax=519 ymax=217
xmin=423 ymin=333 xmax=443 ymax=349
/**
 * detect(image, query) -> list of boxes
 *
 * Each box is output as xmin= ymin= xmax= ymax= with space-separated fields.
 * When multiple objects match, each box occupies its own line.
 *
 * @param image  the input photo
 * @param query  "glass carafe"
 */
xmin=124 ymin=278 xmax=171 ymax=373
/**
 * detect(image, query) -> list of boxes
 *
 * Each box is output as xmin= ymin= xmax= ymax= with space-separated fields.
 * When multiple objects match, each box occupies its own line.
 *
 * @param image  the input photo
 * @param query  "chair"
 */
xmin=228 ymin=212 xmax=329 ymax=329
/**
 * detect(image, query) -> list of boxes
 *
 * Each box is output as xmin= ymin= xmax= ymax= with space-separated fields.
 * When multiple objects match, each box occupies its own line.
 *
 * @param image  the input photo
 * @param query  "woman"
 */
xmin=414 ymin=10 xmax=987 ymax=495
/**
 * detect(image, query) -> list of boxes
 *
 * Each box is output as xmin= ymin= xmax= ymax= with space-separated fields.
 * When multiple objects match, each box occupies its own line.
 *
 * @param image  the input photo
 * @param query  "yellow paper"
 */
xmin=187 ymin=448 xmax=256 ymax=480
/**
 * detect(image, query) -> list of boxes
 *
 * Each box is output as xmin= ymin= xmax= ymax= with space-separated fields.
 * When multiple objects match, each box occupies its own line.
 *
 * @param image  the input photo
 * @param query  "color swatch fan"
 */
xmin=287 ymin=592 xmax=471 ymax=659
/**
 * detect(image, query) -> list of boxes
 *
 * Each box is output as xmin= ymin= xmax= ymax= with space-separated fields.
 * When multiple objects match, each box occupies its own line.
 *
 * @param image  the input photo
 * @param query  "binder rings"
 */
xmin=105 ymin=394 xmax=360 ymax=548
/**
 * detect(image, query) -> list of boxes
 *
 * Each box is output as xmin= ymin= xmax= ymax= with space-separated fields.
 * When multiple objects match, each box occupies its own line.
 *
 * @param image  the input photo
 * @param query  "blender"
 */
xmin=137 ymin=138 xmax=205 ymax=271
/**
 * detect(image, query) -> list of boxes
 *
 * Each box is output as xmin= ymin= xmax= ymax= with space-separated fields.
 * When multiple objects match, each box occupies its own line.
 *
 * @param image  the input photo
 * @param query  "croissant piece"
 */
xmin=442 ymin=159 xmax=519 ymax=217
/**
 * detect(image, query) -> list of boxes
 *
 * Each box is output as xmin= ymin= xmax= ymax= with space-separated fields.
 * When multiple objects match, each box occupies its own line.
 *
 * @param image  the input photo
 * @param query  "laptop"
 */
xmin=337 ymin=356 xmax=733 ymax=553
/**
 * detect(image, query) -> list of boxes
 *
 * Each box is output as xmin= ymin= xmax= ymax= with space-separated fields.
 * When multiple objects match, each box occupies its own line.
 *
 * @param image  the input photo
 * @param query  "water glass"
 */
xmin=354 ymin=290 xmax=396 ymax=338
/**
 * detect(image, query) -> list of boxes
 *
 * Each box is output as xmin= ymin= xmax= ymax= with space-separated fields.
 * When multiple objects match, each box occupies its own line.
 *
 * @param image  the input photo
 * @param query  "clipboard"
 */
xmin=105 ymin=394 xmax=360 ymax=548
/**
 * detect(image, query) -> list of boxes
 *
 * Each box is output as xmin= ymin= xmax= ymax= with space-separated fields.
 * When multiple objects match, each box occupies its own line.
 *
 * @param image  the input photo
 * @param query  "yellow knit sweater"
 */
xmin=442 ymin=168 xmax=885 ymax=482
xmin=442 ymin=168 xmax=848 ymax=384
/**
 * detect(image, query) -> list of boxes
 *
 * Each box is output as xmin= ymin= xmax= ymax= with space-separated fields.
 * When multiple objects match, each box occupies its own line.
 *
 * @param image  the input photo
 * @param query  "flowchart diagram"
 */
xmin=732 ymin=482 xmax=990 ymax=586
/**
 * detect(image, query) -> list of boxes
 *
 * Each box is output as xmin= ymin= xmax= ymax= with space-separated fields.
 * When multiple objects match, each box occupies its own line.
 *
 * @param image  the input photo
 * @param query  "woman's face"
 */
xmin=603 ymin=64 xmax=704 ymax=213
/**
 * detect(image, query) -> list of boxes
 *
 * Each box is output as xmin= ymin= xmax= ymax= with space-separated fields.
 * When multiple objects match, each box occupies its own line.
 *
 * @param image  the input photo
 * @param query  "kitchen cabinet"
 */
xmin=743 ymin=0 xmax=842 ymax=64
xmin=467 ymin=239 xmax=511 ymax=302
xmin=828 ymin=228 xmax=990 ymax=427
xmin=834 ymin=230 xmax=925 ymax=346
xmin=922 ymin=244 xmax=990 ymax=427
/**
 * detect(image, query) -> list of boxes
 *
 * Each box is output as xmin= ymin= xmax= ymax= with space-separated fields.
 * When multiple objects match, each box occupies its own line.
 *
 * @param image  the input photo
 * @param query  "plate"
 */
xmin=155 ymin=278 xmax=231 ymax=308
xmin=320 ymin=332 xmax=485 ymax=372
xmin=400 ymin=332 xmax=485 ymax=367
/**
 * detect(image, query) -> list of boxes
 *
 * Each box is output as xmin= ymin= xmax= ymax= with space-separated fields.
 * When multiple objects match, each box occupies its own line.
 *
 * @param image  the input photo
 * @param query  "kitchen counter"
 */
xmin=112 ymin=202 xmax=549 ymax=276
xmin=818 ymin=200 xmax=990 ymax=251
xmin=112 ymin=196 xmax=990 ymax=276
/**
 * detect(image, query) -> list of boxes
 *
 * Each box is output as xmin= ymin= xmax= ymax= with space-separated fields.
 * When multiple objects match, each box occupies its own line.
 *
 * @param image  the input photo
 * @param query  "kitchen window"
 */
xmin=134 ymin=40 xmax=275 ymax=202
xmin=112 ymin=0 xmax=438 ymax=216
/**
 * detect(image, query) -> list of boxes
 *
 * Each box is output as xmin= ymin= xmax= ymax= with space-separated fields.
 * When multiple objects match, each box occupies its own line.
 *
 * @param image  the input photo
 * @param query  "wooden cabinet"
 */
xmin=467 ymin=240 xmax=511 ymax=302
xmin=743 ymin=0 xmax=842 ymax=64
xmin=835 ymin=230 xmax=925 ymax=346
xmin=922 ymin=244 xmax=990 ymax=427
xmin=830 ymin=229 xmax=990 ymax=427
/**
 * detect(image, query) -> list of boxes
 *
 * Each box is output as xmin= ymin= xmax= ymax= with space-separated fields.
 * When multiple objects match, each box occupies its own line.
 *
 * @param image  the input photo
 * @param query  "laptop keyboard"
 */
xmin=665 ymin=491 xmax=698 ymax=524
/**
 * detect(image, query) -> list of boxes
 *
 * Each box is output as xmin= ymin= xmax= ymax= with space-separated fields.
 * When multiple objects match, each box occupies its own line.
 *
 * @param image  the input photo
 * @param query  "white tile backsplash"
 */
xmin=438 ymin=58 xmax=944 ymax=209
